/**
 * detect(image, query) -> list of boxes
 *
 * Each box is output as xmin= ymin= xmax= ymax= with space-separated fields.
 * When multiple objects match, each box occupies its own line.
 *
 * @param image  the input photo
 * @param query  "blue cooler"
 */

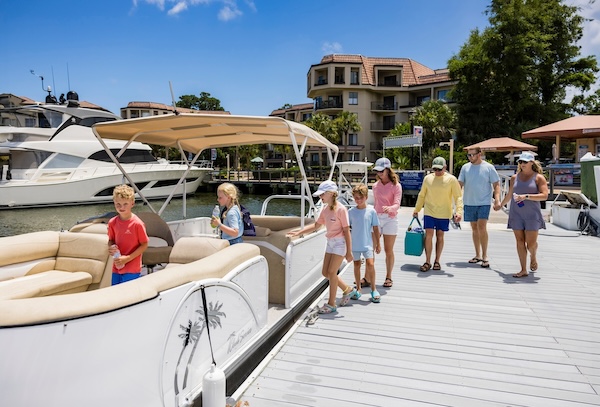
xmin=404 ymin=218 xmax=425 ymax=256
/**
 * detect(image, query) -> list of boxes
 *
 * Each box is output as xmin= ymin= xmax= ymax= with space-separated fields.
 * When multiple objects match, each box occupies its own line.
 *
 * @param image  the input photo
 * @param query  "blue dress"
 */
xmin=507 ymin=173 xmax=546 ymax=231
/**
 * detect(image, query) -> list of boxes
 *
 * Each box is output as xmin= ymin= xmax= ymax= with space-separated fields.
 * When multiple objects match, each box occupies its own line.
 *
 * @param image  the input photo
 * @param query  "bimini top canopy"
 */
xmin=92 ymin=113 xmax=338 ymax=154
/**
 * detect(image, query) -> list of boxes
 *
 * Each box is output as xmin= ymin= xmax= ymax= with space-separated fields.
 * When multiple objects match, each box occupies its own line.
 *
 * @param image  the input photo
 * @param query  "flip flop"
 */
xmin=468 ymin=257 xmax=482 ymax=263
xmin=481 ymin=260 xmax=490 ymax=268
xmin=530 ymin=261 xmax=538 ymax=271
xmin=383 ymin=277 xmax=393 ymax=287
xmin=433 ymin=262 xmax=441 ymax=270
xmin=512 ymin=271 xmax=529 ymax=278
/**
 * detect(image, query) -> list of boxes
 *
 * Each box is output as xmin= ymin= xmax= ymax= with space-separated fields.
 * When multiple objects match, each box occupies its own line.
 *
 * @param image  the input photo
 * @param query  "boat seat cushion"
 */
xmin=0 ymin=231 xmax=59 ymax=268
xmin=53 ymin=232 xmax=110 ymax=284
xmin=0 ymin=271 xmax=93 ymax=300
xmin=166 ymin=236 xmax=230 ymax=266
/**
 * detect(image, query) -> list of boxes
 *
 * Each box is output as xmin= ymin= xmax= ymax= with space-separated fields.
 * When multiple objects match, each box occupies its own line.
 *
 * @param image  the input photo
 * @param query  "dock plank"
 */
xmin=236 ymin=208 xmax=600 ymax=406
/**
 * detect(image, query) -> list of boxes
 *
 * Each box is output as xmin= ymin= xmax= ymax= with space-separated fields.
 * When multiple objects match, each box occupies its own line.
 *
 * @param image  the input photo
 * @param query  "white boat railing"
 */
xmin=260 ymin=194 xmax=318 ymax=217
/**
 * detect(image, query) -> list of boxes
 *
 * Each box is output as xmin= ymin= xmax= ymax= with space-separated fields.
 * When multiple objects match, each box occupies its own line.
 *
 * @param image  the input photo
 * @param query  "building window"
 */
xmin=130 ymin=110 xmax=140 ymax=118
xmin=350 ymin=70 xmax=359 ymax=85
xmin=416 ymin=96 xmax=431 ymax=105
xmin=348 ymin=134 xmax=358 ymax=146
xmin=349 ymin=92 xmax=358 ymax=105
xmin=302 ymin=112 xmax=312 ymax=121
xmin=437 ymin=90 xmax=448 ymax=101
xmin=141 ymin=110 xmax=151 ymax=117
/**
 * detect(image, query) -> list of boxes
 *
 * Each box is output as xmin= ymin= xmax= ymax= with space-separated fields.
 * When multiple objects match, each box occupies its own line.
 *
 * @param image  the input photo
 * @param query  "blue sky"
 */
xmin=1 ymin=0 xmax=598 ymax=116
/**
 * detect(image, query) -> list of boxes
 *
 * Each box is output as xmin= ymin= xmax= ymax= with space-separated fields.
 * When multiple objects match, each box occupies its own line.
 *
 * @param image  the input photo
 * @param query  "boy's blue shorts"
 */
xmin=112 ymin=272 xmax=141 ymax=285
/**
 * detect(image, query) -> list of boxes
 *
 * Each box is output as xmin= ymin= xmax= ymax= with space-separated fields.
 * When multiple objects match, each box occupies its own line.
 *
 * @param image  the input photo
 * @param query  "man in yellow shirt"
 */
xmin=413 ymin=157 xmax=463 ymax=272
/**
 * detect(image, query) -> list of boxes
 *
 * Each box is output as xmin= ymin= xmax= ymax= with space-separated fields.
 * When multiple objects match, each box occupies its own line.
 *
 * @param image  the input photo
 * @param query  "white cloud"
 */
xmin=218 ymin=4 xmax=242 ymax=21
xmin=136 ymin=0 xmax=249 ymax=20
xmin=567 ymin=0 xmax=600 ymax=58
xmin=322 ymin=42 xmax=343 ymax=55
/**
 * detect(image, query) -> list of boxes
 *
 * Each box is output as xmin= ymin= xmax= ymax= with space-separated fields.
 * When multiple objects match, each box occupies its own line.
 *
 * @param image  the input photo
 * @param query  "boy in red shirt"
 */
xmin=107 ymin=185 xmax=149 ymax=285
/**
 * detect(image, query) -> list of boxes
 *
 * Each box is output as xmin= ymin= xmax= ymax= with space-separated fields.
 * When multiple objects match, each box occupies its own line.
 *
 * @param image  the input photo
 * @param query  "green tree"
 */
xmin=412 ymin=100 xmax=457 ymax=152
xmin=449 ymin=0 xmax=598 ymax=140
xmin=177 ymin=92 xmax=225 ymax=111
xmin=303 ymin=113 xmax=337 ymax=167
xmin=333 ymin=111 xmax=362 ymax=148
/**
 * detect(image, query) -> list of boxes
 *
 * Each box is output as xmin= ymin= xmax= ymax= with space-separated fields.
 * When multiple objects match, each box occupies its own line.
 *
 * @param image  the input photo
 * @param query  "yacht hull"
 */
xmin=0 ymin=167 xmax=210 ymax=208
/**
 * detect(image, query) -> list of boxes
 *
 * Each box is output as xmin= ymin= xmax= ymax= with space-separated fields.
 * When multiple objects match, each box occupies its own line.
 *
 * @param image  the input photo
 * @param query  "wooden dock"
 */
xmin=234 ymin=207 xmax=600 ymax=406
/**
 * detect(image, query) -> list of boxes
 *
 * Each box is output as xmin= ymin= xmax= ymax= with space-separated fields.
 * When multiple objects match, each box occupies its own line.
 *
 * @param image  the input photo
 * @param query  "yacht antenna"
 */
xmin=51 ymin=66 xmax=56 ymax=97
xmin=169 ymin=81 xmax=180 ymax=115
xmin=67 ymin=63 xmax=71 ymax=90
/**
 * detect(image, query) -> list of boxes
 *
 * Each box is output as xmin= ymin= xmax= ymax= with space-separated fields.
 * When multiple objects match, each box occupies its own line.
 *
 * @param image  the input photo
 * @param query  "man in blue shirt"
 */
xmin=458 ymin=147 xmax=501 ymax=268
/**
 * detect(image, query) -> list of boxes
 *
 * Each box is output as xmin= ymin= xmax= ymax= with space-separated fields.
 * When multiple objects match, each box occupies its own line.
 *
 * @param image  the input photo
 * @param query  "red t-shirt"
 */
xmin=107 ymin=214 xmax=149 ymax=274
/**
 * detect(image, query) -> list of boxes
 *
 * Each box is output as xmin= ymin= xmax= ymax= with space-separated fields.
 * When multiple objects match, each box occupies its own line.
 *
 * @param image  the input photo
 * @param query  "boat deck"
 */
xmin=236 ymin=206 xmax=600 ymax=406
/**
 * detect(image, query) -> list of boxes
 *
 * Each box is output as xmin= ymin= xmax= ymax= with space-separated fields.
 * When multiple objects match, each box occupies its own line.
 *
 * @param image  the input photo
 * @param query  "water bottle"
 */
xmin=211 ymin=205 xmax=220 ymax=229
xmin=513 ymin=193 xmax=524 ymax=207
xmin=111 ymin=244 xmax=124 ymax=269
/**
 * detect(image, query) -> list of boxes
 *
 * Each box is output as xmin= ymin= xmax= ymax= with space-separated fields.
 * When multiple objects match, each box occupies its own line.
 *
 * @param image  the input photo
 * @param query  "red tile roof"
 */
xmin=317 ymin=54 xmax=452 ymax=86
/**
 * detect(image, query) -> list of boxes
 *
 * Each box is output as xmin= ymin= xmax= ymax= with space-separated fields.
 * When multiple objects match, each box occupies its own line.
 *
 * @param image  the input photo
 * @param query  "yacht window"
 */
xmin=43 ymin=153 xmax=84 ymax=169
xmin=88 ymin=149 xmax=158 ymax=164
xmin=10 ymin=150 xmax=53 ymax=169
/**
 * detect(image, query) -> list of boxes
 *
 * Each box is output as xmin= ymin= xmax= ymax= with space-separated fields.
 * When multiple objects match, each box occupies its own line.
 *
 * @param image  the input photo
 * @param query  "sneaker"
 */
xmin=318 ymin=303 xmax=337 ymax=314
xmin=339 ymin=287 xmax=356 ymax=307
xmin=350 ymin=289 xmax=362 ymax=300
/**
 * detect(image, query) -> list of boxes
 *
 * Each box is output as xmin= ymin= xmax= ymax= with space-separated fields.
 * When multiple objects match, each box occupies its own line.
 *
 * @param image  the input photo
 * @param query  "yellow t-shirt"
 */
xmin=414 ymin=172 xmax=463 ymax=219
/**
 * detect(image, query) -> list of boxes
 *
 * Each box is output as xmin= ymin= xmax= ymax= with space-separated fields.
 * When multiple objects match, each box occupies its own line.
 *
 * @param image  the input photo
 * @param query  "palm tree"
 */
xmin=303 ymin=113 xmax=337 ymax=167
xmin=333 ymin=111 xmax=362 ymax=159
xmin=174 ymin=300 xmax=227 ymax=396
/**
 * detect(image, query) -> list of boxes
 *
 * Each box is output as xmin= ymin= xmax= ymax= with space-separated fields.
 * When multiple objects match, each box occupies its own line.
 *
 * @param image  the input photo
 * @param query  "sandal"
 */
xmin=371 ymin=290 xmax=381 ymax=303
xmin=359 ymin=277 xmax=370 ymax=287
xmin=433 ymin=262 xmax=441 ymax=270
xmin=420 ymin=262 xmax=431 ymax=272
xmin=468 ymin=257 xmax=482 ymax=264
xmin=318 ymin=303 xmax=337 ymax=314
xmin=350 ymin=289 xmax=362 ymax=300
xmin=512 ymin=271 xmax=529 ymax=278
xmin=530 ymin=261 xmax=538 ymax=271
xmin=383 ymin=277 xmax=393 ymax=287
xmin=339 ymin=287 xmax=355 ymax=307
xmin=481 ymin=260 xmax=490 ymax=268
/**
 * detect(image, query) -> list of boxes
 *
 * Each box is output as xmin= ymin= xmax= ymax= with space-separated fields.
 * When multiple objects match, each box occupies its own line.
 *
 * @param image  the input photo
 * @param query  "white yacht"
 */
xmin=0 ymin=95 xmax=212 ymax=208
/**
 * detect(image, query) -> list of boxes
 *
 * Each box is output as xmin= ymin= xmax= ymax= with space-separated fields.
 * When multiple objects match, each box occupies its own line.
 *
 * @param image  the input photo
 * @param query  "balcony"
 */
xmin=334 ymin=76 xmax=345 ymax=84
xmin=370 ymin=141 xmax=383 ymax=151
xmin=377 ymin=80 xmax=401 ymax=87
xmin=315 ymin=99 xmax=343 ymax=110
xmin=314 ymin=79 xmax=328 ymax=86
xmin=370 ymin=121 xmax=396 ymax=131
xmin=371 ymin=101 xmax=398 ymax=111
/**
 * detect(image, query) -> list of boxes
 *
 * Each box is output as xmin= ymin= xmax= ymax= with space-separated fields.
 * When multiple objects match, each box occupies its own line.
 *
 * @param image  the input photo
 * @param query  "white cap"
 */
xmin=313 ymin=180 xmax=338 ymax=196
xmin=518 ymin=151 xmax=535 ymax=162
xmin=373 ymin=157 xmax=391 ymax=171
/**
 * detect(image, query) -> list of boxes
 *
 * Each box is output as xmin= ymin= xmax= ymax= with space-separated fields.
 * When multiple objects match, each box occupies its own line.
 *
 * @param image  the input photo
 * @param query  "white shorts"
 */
xmin=377 ymin=213 xmax=399 ymax=236
xmin=326 ymin=237 xmax=347 ymax=256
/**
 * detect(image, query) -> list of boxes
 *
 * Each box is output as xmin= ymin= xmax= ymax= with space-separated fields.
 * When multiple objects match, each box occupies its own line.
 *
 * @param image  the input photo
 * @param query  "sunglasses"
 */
xmin=517 ymin=160 xmax=529 ymax=164
xmin=376 ymin=170 xmax=384 ymax=174
xmin=467 ymin=153 xmax=479 ymax=157
xmin=433 ymin=168 xmax=443 ymax=172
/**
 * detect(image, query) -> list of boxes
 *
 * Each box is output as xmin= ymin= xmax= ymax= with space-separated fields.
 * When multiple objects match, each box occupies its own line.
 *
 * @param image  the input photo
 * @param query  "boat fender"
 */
xmin=202 ymin=363 xmax=226 ymax=407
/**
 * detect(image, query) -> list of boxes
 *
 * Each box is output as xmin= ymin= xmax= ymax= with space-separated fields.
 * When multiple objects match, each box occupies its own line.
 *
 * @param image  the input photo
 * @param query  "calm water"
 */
xmin=0 ymin=192 xmax=308 ymax=237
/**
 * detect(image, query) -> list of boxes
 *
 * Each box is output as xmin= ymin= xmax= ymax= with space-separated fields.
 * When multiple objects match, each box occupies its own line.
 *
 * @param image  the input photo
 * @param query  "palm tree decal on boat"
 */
xmin=173 ymin=300 xmax=226 ymax=396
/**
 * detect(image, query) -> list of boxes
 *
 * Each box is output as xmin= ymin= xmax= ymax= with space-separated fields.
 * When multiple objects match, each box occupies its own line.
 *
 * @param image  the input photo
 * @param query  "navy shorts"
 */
xmin=112 ymin=272 xmax=141 ymax=285
xmin=423 ymin=215 xmax=450 ymax=232
xmin=463 ymin=205 xmax=491 ymax=222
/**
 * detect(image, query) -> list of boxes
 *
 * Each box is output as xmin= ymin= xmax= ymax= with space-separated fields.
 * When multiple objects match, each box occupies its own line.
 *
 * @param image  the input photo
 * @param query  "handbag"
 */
xmin=404 ymin=217 xmax=425 ymax=256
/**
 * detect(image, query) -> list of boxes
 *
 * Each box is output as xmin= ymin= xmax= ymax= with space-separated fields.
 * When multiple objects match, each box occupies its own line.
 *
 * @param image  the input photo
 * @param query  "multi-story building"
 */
xmin=273 ymin=54 xmax=456 ymax=165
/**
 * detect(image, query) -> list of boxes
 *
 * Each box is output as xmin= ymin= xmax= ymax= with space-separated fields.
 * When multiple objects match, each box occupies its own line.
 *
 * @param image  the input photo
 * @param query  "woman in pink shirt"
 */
xmin=371 ymin=158 xmax=402 ymax=288
xmin=288 ymin=180 xmax=356 ymax=314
